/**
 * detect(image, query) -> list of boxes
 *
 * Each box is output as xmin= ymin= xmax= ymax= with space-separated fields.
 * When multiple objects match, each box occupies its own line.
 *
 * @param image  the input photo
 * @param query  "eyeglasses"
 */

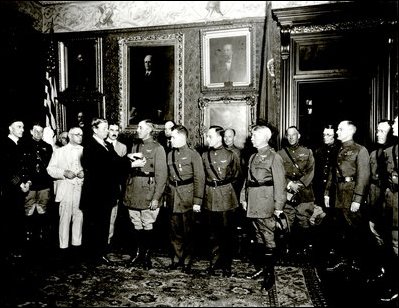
xmin=72 ymin=133 xmax=83 ymax=137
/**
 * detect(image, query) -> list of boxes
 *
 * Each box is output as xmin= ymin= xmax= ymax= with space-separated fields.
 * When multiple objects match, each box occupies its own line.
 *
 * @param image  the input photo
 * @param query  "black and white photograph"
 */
xmin=0 ymin=1 xmax=397 ymax=307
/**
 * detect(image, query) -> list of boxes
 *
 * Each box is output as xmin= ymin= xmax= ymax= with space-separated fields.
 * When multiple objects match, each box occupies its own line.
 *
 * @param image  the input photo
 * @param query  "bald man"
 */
xmin=240 ymin=125 xmax=286 ymax=291
xmin=324 ymin=120 xmax=370 ymax=276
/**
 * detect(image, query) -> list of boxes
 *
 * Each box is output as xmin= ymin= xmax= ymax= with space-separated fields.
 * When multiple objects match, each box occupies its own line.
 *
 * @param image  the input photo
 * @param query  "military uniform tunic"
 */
xmin=166 ymin=145 xmax=205 ymax=265
xmin=369 ymin=146 xmax=388 ymax=221
xmin=202 ymin=146 xmax=240 ymax=211
xmin=325 ymin=140 xmax=370 ymax=209
xmin=167 ymin=145 xmax=205 ymax=213
xmin=240 ymin=145 xmax=286 ymax=249
xmin=201 ymin=145 xmax=240 ymax=270
xmin=383 ymin=143 xmax=398 ymax=255
xmin=124 ymin=138 xmax=167 ymax=210
xmin=278 ymin=144 xmax=315 ymax=203
xmin=241 ymin=145 xmax=286 ymax=218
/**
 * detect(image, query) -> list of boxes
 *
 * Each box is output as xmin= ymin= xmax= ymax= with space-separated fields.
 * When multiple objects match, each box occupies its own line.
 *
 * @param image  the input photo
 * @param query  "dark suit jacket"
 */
xmin=210 ymin=58 xmax=247 ymax=84
xmin=80 ymin=136 xmax=127 ymax=211
xmin=0 ymin=137 xmax=25 ymax=199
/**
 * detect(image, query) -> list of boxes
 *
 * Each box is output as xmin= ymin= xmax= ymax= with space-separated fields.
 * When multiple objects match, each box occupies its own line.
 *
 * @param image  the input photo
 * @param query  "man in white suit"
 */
xmin=47 ymin=127 xmax=84 ymax=254
xmin=106 ymin=123 xmax=127 ymax=246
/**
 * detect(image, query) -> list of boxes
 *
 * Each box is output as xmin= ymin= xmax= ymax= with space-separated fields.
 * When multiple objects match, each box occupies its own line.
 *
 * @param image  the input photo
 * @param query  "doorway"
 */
xmin=297 ymin=79 xmax=371 ymax=150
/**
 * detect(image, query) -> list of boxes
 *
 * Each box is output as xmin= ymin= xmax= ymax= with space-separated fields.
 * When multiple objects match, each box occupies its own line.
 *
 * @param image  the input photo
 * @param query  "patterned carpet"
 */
xmin=1 ymin=252 xmax=327 ymax=307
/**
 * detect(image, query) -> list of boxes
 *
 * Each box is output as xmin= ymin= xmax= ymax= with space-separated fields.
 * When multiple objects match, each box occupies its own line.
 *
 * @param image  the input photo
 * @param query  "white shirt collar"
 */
xmin=93 ymin=134 xmax=107 ymax=148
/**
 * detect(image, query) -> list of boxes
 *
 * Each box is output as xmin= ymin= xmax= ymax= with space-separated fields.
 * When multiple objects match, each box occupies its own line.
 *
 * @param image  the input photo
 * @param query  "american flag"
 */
xmin=43 ymin=26 xmax=58 ymax=131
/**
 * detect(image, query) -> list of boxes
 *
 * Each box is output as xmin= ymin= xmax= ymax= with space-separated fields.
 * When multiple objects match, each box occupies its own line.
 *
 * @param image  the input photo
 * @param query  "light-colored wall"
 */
xmin=42 ymin=1 xmax=267 ymax=33
xmin=14 ymin=1 xmax=336 ymax=33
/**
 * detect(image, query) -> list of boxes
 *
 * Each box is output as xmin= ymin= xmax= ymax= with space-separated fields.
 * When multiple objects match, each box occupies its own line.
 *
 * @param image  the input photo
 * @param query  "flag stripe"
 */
xmin=44 ymin=26 xmax=58 ymax=131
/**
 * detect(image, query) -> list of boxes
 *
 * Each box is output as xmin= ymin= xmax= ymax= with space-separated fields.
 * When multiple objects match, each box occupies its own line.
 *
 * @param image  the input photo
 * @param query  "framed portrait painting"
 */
xmin=118 ymin=33 xmax=184 ymax=130
xmin=201 ymin=26 xmax=255 ymax=91
xmin=199 ymin=95 xmax=256 ymax=148
xmin=58 ymin=37 xmax=103 ymax=93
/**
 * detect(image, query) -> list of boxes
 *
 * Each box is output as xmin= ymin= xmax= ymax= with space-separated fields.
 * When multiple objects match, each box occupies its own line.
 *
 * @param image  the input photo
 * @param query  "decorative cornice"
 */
xmin=290 ymin=18 xmax=398 ymax=34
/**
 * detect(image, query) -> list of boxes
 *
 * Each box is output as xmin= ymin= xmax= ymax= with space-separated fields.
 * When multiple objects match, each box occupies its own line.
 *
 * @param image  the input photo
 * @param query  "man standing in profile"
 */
xmin=324 ymin=120 xmax=370 ymax=276
xmin=124 ymin=119 xmax=167 ymax=270
xmin=80 ymin=118 xmax=125 ymax=266
xmin=166 ymin=125 xmax=205 ymax=273
xmin=278 ymin=126 xmax=316 ymax=257
xmin=240 ymin=125 xmax=286 ymax=291
xmin=202 ymin=125 xmax=240 ymax=277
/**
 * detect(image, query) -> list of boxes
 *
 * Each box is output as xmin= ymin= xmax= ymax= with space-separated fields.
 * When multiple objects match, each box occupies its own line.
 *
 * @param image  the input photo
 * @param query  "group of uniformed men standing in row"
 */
xmin=0 ymin=114 xmax=397 ymax=300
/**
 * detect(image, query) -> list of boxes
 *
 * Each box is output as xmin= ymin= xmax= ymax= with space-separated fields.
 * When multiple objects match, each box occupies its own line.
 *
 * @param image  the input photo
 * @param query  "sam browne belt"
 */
xmin=169 ymin=178 xmax=194 ymax=187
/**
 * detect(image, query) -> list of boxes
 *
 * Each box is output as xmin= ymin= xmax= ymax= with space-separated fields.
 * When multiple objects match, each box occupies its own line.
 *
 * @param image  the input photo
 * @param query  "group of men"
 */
xmin=0 ymin=115 xmax=397 ymax=300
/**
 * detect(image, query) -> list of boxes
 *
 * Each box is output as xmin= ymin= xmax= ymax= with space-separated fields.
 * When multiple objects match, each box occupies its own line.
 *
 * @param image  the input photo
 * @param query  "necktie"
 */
xmin=104 ymin=140 xmax=113 ymax=151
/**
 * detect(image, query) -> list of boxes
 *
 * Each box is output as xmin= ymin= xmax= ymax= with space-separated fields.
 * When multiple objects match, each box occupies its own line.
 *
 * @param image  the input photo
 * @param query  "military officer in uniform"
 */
xmin=278 ymin=126 xmax=316 ymax=256
xmin=124 ymin=119 xmax=167 ymax=270
xmin=166 ymin=125 xmax=205 ymax=273
xmin=240 ymin=125 xmax=286 ymax=291
xmin=378 ymin=115 xmax=398 ymax=302
xmin=202 ymin=125 xmax=240 ymax=277
xmin=367 ymin=120 xmax=394 ymax=281
xmin=324 ymin=120 xmax=370 ymax=275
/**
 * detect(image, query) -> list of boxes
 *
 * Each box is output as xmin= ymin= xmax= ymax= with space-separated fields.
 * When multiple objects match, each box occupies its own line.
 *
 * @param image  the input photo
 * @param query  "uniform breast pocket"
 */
xmin=253 ymin=160 xmax=272 ymax=178
xmin=297 ymin=154 xmax=310 ymax=166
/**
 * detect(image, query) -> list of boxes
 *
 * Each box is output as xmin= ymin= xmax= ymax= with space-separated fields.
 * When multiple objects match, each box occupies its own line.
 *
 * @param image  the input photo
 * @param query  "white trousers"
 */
xmin=59 ymin=184 xmax=83 ymax=249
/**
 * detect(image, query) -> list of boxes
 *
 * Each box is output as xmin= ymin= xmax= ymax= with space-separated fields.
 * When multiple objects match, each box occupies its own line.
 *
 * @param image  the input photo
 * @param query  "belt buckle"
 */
xmin=345 ymin=176 xmax=352 ymax=182
xmin=213 ymin=180 xmax=218 ymax=188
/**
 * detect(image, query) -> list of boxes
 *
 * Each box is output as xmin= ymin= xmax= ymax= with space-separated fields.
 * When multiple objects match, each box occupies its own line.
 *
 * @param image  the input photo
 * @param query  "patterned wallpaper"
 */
xmin=41 ymin=1 xmax=267 ymax=33
xmin=11 ymin=1 xmax=334 ymax=147
xmin=104 ymin=22 xmax=265 ymax=147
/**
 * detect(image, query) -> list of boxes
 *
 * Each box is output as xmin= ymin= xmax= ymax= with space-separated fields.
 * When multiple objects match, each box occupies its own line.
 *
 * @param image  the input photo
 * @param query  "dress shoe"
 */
xmin=246 ymin=269 xmax=263 ymax=280
xmin=100 ymin=255 xmax=114 ymax=266
xmin=380 ymin=288 xmax=398 ymax=302
xmin=125 ymin=253 xmax=143 ymax=268
xmin=143 ymin=257 xmax=152 ymax=270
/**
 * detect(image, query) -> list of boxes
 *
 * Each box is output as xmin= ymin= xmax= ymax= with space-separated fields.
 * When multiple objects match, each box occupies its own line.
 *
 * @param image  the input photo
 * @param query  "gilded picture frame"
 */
xmin=118 ymin=33 xmax=184 ymax=131
xmin=198 ymin=95 xmax=257 ymax=148
xmin=201 ymin=26 xmax=255 ymax=92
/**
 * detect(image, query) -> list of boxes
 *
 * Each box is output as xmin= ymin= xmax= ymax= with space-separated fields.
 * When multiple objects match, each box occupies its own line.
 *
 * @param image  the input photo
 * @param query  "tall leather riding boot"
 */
xmin=246 ymin=243 xmax=265 ymax=279
xmin=25 ymin=215 xmax=35 ymax=244
xmin=261 ymin=248 xmax=276 ymax=292
xmin=126 ymin=229 xmax=144 ymax=267
xmin=37 ymin=213 xmax=49 ymax=244
xmin=142 ymin=230 xmax=153 ymax=270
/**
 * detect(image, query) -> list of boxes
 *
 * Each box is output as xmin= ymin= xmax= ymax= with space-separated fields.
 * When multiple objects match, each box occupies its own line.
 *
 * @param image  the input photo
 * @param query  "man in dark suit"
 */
xmin=130 ymin=54 xmax=165 ymax=123
xmin=0 ymin=119 xmax=30 ymax=260
xmin=80 ymin=118 xmax=127 ymax=265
